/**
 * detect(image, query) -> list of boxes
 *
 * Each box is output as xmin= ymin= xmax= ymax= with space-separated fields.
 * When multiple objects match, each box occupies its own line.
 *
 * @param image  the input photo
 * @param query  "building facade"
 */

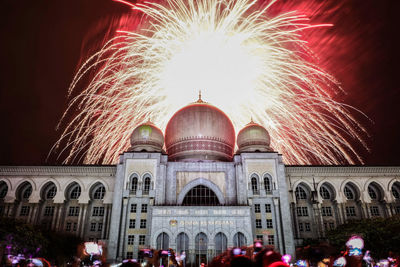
xmin=0 ymin=100 xmax=400 ymax=264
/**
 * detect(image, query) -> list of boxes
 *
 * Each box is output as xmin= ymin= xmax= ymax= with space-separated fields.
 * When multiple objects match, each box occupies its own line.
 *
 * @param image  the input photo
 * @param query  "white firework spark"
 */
xmin=54 ymin=0 xmax=368 ymax=164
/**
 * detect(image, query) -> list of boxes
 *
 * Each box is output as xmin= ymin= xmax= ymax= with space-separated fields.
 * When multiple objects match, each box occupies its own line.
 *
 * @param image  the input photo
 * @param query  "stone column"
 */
xmin=272 ymin=198 xmax=283 ymax=254
xmin=79 ymin=204 xmax=88 ymax=238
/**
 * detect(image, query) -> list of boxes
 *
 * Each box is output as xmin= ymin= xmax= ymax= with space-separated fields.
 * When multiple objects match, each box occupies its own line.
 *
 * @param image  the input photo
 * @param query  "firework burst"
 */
xmin=55 ymin=0 xmax=368 ymax=164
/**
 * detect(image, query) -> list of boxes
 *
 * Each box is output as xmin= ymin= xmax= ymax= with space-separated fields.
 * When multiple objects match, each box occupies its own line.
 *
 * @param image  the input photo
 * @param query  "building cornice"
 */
xmin=0 ymin=165 xmax=116 ymax=176
xmin=285 ymin=165 xmax=400 ymax=175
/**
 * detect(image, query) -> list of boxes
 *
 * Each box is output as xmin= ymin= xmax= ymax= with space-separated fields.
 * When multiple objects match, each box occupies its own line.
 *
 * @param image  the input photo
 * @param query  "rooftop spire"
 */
xmin=196 ymin=90 xmax=204 ymax=103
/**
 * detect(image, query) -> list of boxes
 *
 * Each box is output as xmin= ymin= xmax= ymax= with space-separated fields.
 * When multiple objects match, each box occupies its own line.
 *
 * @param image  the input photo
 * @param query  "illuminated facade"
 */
xmin=0 ymin=100 xmax=399 ymax=264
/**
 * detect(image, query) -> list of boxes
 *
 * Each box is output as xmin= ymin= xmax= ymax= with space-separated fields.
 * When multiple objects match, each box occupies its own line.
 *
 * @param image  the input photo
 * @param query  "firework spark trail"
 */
xmin=54 ymin=0 xmax=368 ymax=165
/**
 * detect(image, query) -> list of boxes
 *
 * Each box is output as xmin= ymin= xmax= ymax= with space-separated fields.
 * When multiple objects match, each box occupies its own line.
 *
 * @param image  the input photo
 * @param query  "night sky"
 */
xmin=0 ymin=0 xmax=399 ymax=166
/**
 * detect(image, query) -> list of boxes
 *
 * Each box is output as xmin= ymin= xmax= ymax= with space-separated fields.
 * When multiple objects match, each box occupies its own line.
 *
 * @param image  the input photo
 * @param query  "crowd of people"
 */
xmin=2 ymin=236 xmax=399 ymax=267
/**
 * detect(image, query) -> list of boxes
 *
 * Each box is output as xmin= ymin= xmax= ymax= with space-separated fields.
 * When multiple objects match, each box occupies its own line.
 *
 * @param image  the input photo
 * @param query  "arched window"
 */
xmin=182 ymin=185 xmax=220 ymax=206
xmin=143 ymin=176 xmax=151 ymax=195
xmin=69 ymin=184 xmax=81 ymax=200
xmin=233 ymin=232 xmax=247 ymax=247
xmin=93 ymin=185 xmax=106 ymax=200
xmin=344 ymin=185 xmax=354 ymax=200
xmin=20 ymin=183 xmax=32 ymax=200
xmin=214 ymin=232 xmax=227 ymax=255
xmin=251 ymin=176 xmax=259 ymax=195
xmin=176 ymin=232 xmax=189 ymax=254
xmin=156 ymin=232 xmax=169 ymax=250
xmin=264 ymin=176 xmax=271 ymax=193
xmin=130 ymin=176 xmax=138 ymax=194
xmin=43 ymin=183 xmax=57 ymax=200
xmin=295 ymin=186 xmax=307 ymax=200
xmin=195 ymin=232 xmax=208 ymax=252
xmin=0 ymin=182 xmax=8 ymax=199
xmin=320 ymin=186 xmax=331 ymax=200
xmin=392 ymin=183 xmax=400 ymax=199
xmin=368 ymin=186 xmax=377 ymax=200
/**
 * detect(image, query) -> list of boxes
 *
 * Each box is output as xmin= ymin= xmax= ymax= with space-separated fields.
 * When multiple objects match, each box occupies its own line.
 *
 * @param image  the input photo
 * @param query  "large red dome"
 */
xmin=165 ymin=101 xmax=235 ymax=161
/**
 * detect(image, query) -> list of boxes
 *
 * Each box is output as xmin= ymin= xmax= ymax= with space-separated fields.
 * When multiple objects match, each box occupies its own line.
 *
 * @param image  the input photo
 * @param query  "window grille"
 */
xmin=140 ymin=219 xmax=147 ymax=228
xmin=267 ymin=235 xmax=274 ymax=245
xmin=344 ymin=186 xmax=354 ymax=200
xmin=129 ymin=219 xmax=136 ymax=229
xmin=92 ymin=207 xmax=105 ymax=216
xmin=131 ymin=176 xmax=138 ymax=194
xmin=305 ymin=223 xmax=311 ymax=231
xmin=128 ymin=235 xmax=135 ymax=245
xmin=264 ymin=176 xmax=271 ymax=193
xmin=131 ymin=204 xmax=137 ymax=213
xmin=143 ymin=177 xmax=151 ymax=195
xmin=20 ymin=206 xmax=30 ymax=216
xmin=299 ymin=223 xmax=303 ymax=232
xmin=251 ymin=177 xmax=259 ymax=195
xmin=254 ymin=204 xmax=260 ymax=213
xmin=329 ymin=222 xmax=335 ymax=229
xmin=68 ymin=206 xmax=80 ymax=216
xmin=93 ymin=185 xmax=106 ymax=200
xmin=139 ymin=235 xmax=146 ymax=245
xmin=141 ymin=204 xmax=148 ymax=213
xmin=295 ymin=186 xmax=307 ymax=200
xmin=320 ymin=186 xmax=331 ymax=200
xmin=66 ymin=222 xmax=71 ymax=231
xmin=44 ymin=206 xmax=55 ymax=216
xmin=321 ymin=207 xmax=332 ymax=216
xmin=73 ymin=222 xmax=77 ymax=231
xmin=127 ymin=252 xmax=133 ymax=259
xmin=345 ymin=206 xmax=356 ymax=216
xmin=22 ymin=185 xmax=32 ymax=199
xmin=70 ymin=185 xmax=81 ymax=199
xmin=296 ymin=207 xmax=308 ymax=216
xmin=98 ymin=223 xmax=103 ymax=231
xmin=182 ymin=185 xmax=220 ymax=206
xmin=90 ymin=222 xmax=96 ymax=231
xmin=266 ymin=219 xmax=273 ymax=229
xmin=370 ymin=206 xmax=380 ymax=216
xmin=255 ymin=219 xmax=262 ymax=228
xmin=46 ymin=184 xmax=57 ymax=199
xmin=265 ymin=204 xmax=271 ymax=213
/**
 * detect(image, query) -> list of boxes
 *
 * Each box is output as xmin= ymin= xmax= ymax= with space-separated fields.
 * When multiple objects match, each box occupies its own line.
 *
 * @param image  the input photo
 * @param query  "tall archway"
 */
xmin=195 ymin=232 xmax=208 ymax=266
xmin=233 ymin=232 xmax=247 ymax=247
xmin=182 ymin=185 xmax=220 ymax=206
xmin=176 ymin=232 xmax=189 ymax=255
xmin=156 ymin=232 xmax=169 ymax=250
xmin=214 ymin=232 xmax=227 ymax=255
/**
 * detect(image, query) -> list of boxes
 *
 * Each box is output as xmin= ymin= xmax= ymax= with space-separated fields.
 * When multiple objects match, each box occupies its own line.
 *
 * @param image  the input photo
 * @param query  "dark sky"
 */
xmin=0 ymin=0 xmax=399 ymax=166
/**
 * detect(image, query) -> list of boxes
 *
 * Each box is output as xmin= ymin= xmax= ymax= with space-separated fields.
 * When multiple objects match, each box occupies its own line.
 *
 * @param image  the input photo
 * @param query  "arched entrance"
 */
xmin=195 ymin=232 xmax=208 ymax=267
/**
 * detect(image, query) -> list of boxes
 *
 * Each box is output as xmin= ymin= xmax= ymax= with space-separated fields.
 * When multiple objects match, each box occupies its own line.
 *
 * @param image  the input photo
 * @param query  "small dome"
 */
xmin=130 ymin=121 xmax=164 ymax=152
xmin=165 ymin=98 xmax=235 ymax=161
xmin=237 ymin=120 xmax=271 ymax=153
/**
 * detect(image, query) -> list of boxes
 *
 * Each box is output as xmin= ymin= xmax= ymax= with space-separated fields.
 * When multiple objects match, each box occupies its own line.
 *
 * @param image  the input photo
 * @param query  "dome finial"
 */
xmin=196 ymin=90 xmax=204 ymax=103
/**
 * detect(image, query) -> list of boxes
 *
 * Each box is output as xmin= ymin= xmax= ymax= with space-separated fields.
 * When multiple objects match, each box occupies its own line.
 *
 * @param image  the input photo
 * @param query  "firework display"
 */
xmin=55 ymin=0 xmax=367 ymax=164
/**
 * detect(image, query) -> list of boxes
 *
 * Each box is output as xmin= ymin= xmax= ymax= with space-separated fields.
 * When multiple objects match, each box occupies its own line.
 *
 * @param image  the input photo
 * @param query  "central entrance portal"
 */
xmin=195 ymin=232 xmax=208 ymax=266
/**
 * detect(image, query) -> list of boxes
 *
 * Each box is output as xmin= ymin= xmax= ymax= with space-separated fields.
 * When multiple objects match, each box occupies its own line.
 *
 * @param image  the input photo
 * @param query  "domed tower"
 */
xmin=129 ymin=121 xmax=164 ymax=152
xmin=237 ymin=120 xmax=272 ymax=153
xmin=165 ymin=96 xmax=235 ymax=161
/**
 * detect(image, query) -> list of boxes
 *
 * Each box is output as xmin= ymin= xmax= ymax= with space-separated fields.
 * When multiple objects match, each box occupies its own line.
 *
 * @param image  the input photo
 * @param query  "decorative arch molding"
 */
xmin=228 ymin=230 xmax=251 ymax=246
xmin=152 ymin=228 xmax=174 ymax=247
xmin=87 ymin=179 xmax=109 ymax=192
xmin=177 ymin=178 xmax=225 ymax=205
xmin=339 ymin=179 xmax=362 ymax=202
xmin=13 ymin=179 xmax=37 ymax=200
xmin=249 ymin=172 xmax=260 ymax=181
xmin=316 ymin=180 xmax=338 ymax=202
xmin=38 ymin=178 xmax=61 ymax=196
xmin=141 ymin=172 xmax=154 ymax=183
xmin=291 ymin=180 xmax=313 ymax=193
xmin=0 ymin=178 xmax=12 ymax=191
xmin=64 ymin=179 xmax=85 ymax=201
xmin=64 ymin=178 xmax=85 ymax=192
xmin=364 ymin=180 xmax=386 ymax=202
xmin=388 ymin=178 xmax=400 ymax=191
